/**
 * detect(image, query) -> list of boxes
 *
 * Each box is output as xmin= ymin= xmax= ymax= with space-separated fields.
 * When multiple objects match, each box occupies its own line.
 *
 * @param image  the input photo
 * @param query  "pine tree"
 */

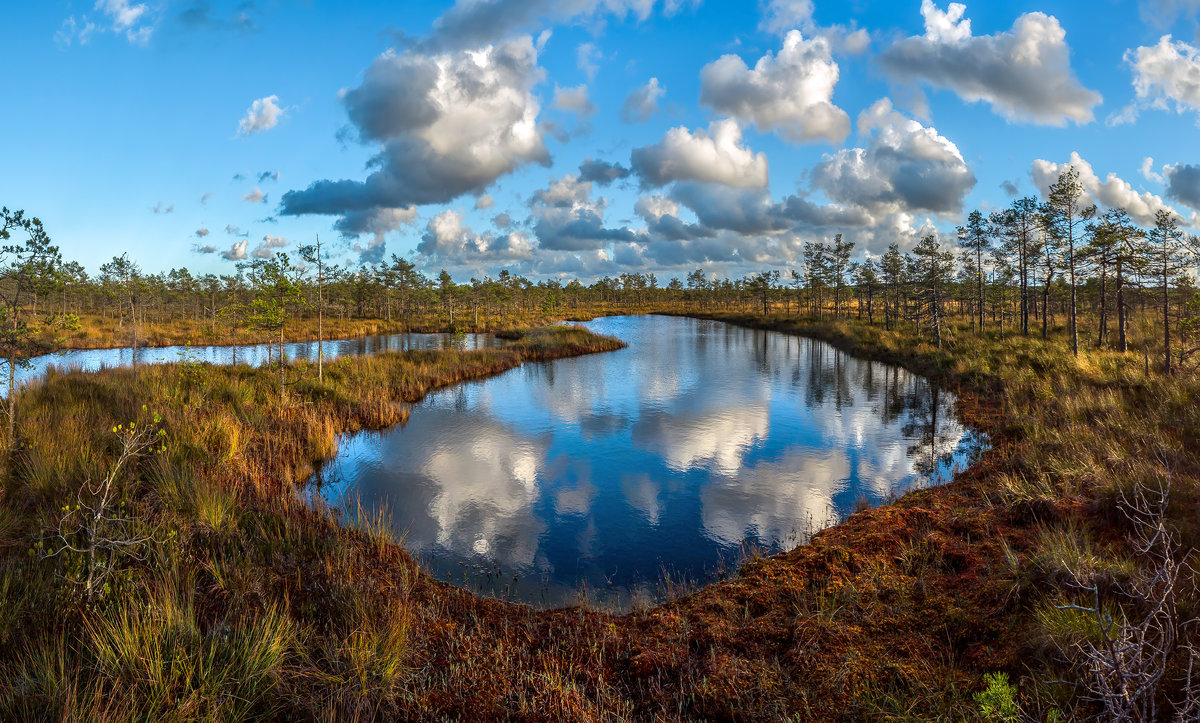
xmin=957 ymin=210 xmax=991 ymax=334
xmin=1043 ymin=167 xmax=1097 ymax=356
xmin=1147 ymin=209 xmax=1188 ymax=374
xmin=911 ymin=234 xmax=957 ymax=348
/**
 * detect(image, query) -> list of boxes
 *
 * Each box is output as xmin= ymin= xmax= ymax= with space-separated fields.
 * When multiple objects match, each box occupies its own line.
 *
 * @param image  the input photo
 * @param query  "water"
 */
xmin=4 ymin=331 xmax=500 ymax=393
xmin=311 ymin=315 xmax=985 ymax=610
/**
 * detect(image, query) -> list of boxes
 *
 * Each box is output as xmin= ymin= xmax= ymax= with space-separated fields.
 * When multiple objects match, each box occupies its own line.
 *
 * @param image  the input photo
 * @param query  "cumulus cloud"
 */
xmin=424 ymin=0 xmax=687 ymax=51
xmin=225 ymin=224 xmax=245 ymax=236
xmin=700 ymin=30 xmax=849 ymax=144
xmin=151 ymin=201 xmax=174 ymax=214
xmin=334 ymin=206 xmax=420 ymax=264
xmin=1142 ymin=157 xmax=1165 ymax=183
xmin=1001 ymin=180 xmax=1020 ymax=197
xmin=242 ymin=187 xmax=267 ymax=203
xmin=578 ymin=158 xmax=631 ymax=185
xmin=475 ymin=194 xmax=495 ymax=210
xmin=879 ymin=1 xmax=1101 ymax=126
xmin=258 ymin=170 xmax=279 ymax=183
xmin=552 ymin=84 xmax=596 ymax=118
xmin=530 ymin=174 xmax=640 ymax=251
xmin=669 ymin=184 xmax=792 ymax=236
xmin=758 ymin=0 xmax=869 ymax=54
xmin=195 ymin=227 xmax=209 ymax=238
xmin=417 ymin=209 xmax=536 ymax=265
xmin=621 ymin=77 xmax=665 ymax=123
xmin=635 ymin=194 xmax=715 ymax=241
xmin=193 ymin=243 xmax=218 ymax=254
xmin=1123 ymin=35 xmax=1200 ymax=121
xmin=631 ymin=120 xmax=769 ymax=189
xmin=1030 ymin=152 xmax=1187 ymax=226
xmin=237 ymin=95 xmax=286 ymax=136
xmin=759 ymin=0 xmax=814 ymax=34
xmin=1166 ymin=163 xmax=1200 ymax=211
xmin=251 ymin=234 xmax=287 ymax=259
xmin=281 ymin=36 xmax=549 ymax=223
xmin=810 ymin=98 xmax=976 ymax=217
xmin=220 ymin=240 xmax=249 ymax=261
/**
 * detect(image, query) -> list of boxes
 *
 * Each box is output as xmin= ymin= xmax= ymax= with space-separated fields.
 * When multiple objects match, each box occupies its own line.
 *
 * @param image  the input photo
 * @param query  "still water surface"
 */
xmin=8 ymin=332 xmax=498 ymax=392
xmin=311 ymin=315 xmax=984 ymax=609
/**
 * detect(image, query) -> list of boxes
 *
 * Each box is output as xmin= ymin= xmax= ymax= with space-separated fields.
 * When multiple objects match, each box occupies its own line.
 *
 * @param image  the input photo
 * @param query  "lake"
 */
xmin=310 ymin=315 xmax=984 ymax=609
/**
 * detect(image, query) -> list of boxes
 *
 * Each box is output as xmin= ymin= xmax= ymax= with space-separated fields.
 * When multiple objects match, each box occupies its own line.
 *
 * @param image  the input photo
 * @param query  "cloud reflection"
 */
xmin=314 ymin=315 xmax=981 ymax=608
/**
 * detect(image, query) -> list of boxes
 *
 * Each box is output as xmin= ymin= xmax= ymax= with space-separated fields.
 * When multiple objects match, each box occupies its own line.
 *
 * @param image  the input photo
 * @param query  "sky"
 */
xmin=3 ymin=0 xmax=1200 ymax=282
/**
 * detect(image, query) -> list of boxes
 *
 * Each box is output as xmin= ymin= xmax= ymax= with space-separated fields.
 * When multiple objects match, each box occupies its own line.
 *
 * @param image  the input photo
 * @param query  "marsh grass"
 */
xmin=2 ymin=309 xmax=1198 ymax=719
xmin=0 ymin=325 xmax=626 ymax=721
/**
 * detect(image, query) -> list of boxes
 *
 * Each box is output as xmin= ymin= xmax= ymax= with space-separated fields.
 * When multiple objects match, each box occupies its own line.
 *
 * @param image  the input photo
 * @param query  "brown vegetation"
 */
xmin=1 ymin=308 xmax=1198 ymax=720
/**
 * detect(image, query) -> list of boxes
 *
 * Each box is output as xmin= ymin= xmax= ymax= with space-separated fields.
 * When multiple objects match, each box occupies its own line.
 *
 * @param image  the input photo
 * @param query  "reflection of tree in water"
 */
xmin=901 ymin=383 xmax=962 ymax=479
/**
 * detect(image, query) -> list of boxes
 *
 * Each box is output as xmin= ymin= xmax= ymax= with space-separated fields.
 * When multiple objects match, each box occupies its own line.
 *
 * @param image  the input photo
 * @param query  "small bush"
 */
xmin=975 ymin=672 xmax=1020 ymax=722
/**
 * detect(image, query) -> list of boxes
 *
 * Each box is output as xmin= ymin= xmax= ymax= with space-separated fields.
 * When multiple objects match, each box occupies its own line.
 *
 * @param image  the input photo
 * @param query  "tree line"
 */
xmin=1 ymin=165 xmax=1198 ymax=409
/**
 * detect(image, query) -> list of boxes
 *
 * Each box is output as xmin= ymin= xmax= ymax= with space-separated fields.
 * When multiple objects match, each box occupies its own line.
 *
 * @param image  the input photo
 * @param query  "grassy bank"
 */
xmin=0 ymin=325 xmax=629 ymax=720
xmin=37 ymin=309 xmax=611 ymax=353
xmin=664 ymin=310 xmax=1200 ymax=719
xmin=1 ymin=312 xmax=1195 ymax=720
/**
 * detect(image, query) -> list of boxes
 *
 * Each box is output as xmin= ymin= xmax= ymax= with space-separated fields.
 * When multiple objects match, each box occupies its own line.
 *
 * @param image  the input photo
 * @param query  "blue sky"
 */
xmin=3 ymin=0 xmax=1199 ymax=281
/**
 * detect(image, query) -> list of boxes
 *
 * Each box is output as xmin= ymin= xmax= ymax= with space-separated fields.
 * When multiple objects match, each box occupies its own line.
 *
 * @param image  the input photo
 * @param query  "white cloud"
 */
xmin=621 ymin=77 xmax=665 ymax=123
xmin=631 ymin=119 xmax=769 ymax=189
xmin=1030 ymin=152 xmax=1189 ymax=226
xmin=759 ymin=0 xmax=814 ymax=34
xmin=577 ymin=41 xmax=601 ymax=80
xmin=1125 ymin=35 xmax=1200 ymax=120
xmin=334 ymin=207 xmax=420 ymax=265
xmin=56 ymin=0 xmax=155 ymax=47
xmin=195 ymin=228 xmax=209 ymax=238
xmin=552 ymin=84 xmax=596 ymax=118
xmin=238 ymin=95 xmax=286 ymax=136
xmin=251 ymin=235 xmax=287 ymax=259
xmin=242 ymin=187 xmax=267 ymax=203
xmin=530 ymin=174 xmax=640 ymax=251
xmin=97 ymin=0 xmax=154 ymax=43
xmin=634 ymin=195 xmax=681 ymax=222
xmin=1142 ymin=157 xmax=1165 ymax=184
xmin=879 ymin=1 xmax=1101 ymax=126
xmin=418 ymin=209 xmax=536 ymax=265
xmin=758 ymin=0 xmax=869 ymax=55
xmin=220 ymin=240 xmax=249 ymax=261
xmin=475 ymin=193 xmax=495 ymax=210
xmin=810 ymin=98 xmax=976 ymax=218
xmin=700 ymin=30 xmax=849 ymax=144
xmin=281 ymin=36 xmax=549 ymax=218
xmin=426 ymin=0 xmax=689 ymax=50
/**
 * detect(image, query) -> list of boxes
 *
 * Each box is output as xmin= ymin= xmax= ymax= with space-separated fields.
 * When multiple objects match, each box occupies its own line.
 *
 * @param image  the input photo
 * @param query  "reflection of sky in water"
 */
xmin=3 ymin=332 xmax=498 ymax=395
xmin=312 ymin=316 xmax=984 ymax=609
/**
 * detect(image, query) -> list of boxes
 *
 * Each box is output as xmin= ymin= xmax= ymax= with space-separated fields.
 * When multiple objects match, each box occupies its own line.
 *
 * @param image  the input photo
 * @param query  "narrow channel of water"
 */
xmin=310 ymin=315 xmax=985 ymax=610
xmin=5 ymin=331 xmax=499 ymax=393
